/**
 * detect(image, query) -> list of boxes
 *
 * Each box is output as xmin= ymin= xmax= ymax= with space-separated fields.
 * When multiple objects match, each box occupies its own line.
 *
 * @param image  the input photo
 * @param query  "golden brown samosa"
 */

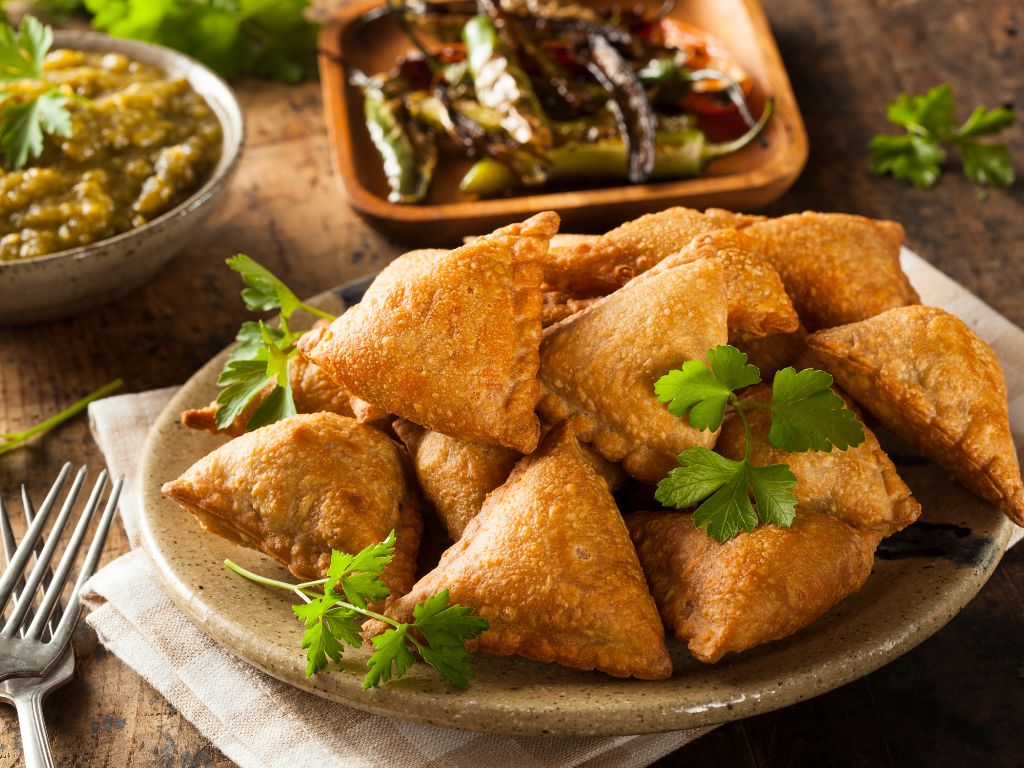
xmin=538 ymin=258 xmax=728 ymax=483
xmin=806 ymin=305 xmax=1024 ymax=525
xmin=162 ymin=413 xmax=422 ymax=597
xmin=297 ymin=213 xmax=557 ymax=453
xmin=541 ymin=206 xmax=726 ymax=294
xmin=628 ymin=510 xmax=881 ymax=663
xmin=643 ymin=228 xmax=799 ymax=342
xmin=716 ymin=384 xmax=921 ymax=535
xmin=367 ymin=423 xmax=673 ymax=680
xmin=742 ymin=212 xmax=919 ymax=330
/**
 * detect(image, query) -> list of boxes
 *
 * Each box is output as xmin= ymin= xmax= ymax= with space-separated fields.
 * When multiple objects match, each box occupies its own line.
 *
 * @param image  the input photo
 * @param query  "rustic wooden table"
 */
xmin=0 ymin=0 xmax=1021 ymax=765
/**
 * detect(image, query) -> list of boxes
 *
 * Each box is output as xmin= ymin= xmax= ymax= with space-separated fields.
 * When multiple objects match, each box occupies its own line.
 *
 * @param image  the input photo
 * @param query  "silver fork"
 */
xmin=0 ymin=465 xmax=121 ymax=768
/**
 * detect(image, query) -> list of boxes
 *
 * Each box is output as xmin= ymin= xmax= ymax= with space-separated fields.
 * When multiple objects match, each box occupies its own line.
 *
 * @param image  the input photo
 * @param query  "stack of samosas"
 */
xmin=164 ymin=206 xmax=1023 ymax=677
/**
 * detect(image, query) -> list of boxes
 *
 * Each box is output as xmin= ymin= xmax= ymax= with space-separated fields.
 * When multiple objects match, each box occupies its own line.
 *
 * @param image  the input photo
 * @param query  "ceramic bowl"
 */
xmin=0 ymin=30 xmax=245 ymax=326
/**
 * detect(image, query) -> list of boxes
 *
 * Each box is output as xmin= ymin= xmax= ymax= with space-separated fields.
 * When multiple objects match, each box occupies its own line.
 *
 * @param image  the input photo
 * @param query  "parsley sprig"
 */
xmin=654 ymin=345 xmax=865 ymax=543
xmin=226 ymin=531 xmax=489 ymax=688
xmin=0 ymin=17 xmax=75 ymax=170
xmin=869 ymin=85 xmax=1015 ymax=189
xmin=215 ymin=255 xmax=335 ymax=432
xmin=0 ymin=378 xmax=123 ymax=456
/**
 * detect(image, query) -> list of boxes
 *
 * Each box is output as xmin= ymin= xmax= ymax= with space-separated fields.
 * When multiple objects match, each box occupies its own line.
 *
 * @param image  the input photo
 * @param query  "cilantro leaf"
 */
xmin=960 ymin=142 xmax=1015 ymax=188
xmin=364 ymin=625 xmax=416 ymax=689
xmin=214 ymin=358 xmax=273 ymax=430
xmin=325 ymin=531 xmax=395 ymax=609
xmin=769 ymin=367 xmax=865 ymax=452
xmin=295 ymin=597 xmax=360 ymax=677
xmin=0 ymin=16 xmax=50 ymax=82
xmin=1 ymin=89 xmax=71 ymax=170
xmin=870 ymin=85 xmax=1015 ymax=189
xmin=748 ymin=463 xmax=798 ymax=528
xmin=657 ymin=448 xmax=797 ymax=543
xmin=226 ymin=254 xmax=304 ymax=318
xmin=868 ymin=133 xmax=945 ymax=189
xmin=244 ymin=380 xmax=296 ymax=429
xmin=955 ymin=105 xmax=1015 ymax=138
xmin=886 ymin=85 xmax=955 ymax=138
xmin=654 ymin=345 xmax=760 ymax=431
xmin=411 ymin=590 xmax=488 ymax=689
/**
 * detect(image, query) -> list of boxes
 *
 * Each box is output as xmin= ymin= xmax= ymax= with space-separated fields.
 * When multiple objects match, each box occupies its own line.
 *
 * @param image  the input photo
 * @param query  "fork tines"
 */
xmin=0 ymin=465 xmax=121 ymax=652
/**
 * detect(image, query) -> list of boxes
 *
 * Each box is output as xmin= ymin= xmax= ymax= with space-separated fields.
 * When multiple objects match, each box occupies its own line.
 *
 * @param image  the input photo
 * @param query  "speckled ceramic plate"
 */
xmin=137 ymin=250 xmax=1020 ymax=736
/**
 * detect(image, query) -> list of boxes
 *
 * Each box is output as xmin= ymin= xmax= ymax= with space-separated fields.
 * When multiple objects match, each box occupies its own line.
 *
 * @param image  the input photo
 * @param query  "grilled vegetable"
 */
xmin=357 ymin=74 xmax=437 ymax=203
xmin=459 ymin=98 xmax=773 ymax=196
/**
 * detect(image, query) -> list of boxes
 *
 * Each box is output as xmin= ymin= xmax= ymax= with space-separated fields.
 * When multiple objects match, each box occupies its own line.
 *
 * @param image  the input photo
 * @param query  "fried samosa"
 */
xmin=162 ymin=412 xmax=422 ymax=597
xmin=742 ymin=212 xmax=919 ymax=330
xmin=716 ymin=384 xmax=921 ymax=535
xmin=628 ymin=511 xmax=881 ymax=663
xmin=542 ymin=206 xmax=726 ymax=294
xmin=643 ymin=228 xmax=799 ymax=342
xmin=395 ymin=419 xmax=628 ymax=540
xmin=298 ymin=213 xmax=557 ymax=453
xmin=393 ymin=419 xmax=520 ymax=541
xmin=805 ymin=305 xmax=1024 ymax=525
xmin=538 ymin=258 xmax=728 ymax=483
xmin=367 ymin=423 xmax=673 ymax=680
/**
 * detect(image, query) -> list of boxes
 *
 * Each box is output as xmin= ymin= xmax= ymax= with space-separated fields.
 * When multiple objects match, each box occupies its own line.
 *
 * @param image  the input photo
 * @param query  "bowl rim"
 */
xmin=0 ymin=28 xmax=246 ymax=271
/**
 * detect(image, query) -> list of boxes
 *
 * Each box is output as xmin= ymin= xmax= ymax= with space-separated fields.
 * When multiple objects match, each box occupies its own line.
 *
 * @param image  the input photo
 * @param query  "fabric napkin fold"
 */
xmin=83 ymin=388 xmax=710 ymax=768
xmin=82 ymin=249 xmax=1023 ymax=768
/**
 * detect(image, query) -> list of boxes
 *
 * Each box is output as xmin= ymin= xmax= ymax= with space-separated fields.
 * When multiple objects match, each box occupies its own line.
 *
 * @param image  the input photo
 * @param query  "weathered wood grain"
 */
xmin=0 ymin=0 xmax=1021 ymax=764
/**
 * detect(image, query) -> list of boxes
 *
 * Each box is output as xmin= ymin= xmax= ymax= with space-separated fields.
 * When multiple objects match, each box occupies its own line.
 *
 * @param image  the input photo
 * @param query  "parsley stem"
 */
xmin=730 ymin=393 xmax=753 ymax=463
xmin=224 ymin=559 xmax=402 ymax=627
xmin=734 ymin=400 xmax=770 ymax=410
xmin=0 ymin=378 xmax=123 ymax=454
xmin=300 ymin=303 xmax=336 ymax=322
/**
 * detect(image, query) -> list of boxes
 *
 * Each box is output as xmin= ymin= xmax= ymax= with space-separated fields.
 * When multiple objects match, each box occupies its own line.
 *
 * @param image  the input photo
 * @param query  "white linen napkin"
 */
xmin=81 ymin=250 xmax=1024 ymax=768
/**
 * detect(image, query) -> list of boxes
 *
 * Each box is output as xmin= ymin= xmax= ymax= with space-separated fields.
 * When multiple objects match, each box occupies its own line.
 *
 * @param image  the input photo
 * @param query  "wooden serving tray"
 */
xmin=318 ymin=0 xmax=808 ymax=242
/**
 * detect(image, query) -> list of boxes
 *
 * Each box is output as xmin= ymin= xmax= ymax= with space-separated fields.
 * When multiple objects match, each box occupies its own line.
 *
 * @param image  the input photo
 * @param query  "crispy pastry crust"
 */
xmin=643 ymin=228 xmax=799 ymax=341
xmin=716 ymin=384 xmax=921 ymax=535
xmin=628 ymin=511 xmax=881 ymax=663
xmin=368 ymin=423 xmax=673 ymax=680
xmin=538 ymin=258 xmax=728 ymax=483
xmin=393 ymin=419 xmax=521 ymax=541
xmin=743 ymin=211 xmax=919 ymax=331
xmin=542 ymin=206 xmax=725 ymax=294
xmin=806 ymin=305 xmax=1024 ymax=525
xmin=297 ymin=213 xmax=557 ymax=453
xmin=162 ymin=413 xmax=421 ymax=597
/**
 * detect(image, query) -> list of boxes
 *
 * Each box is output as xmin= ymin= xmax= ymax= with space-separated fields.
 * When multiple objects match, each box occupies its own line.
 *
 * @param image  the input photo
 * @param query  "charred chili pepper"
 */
xmin=463 ymin=13 xmax=554 ymax=150
xmin=459 ymin=98 xmax=773 ymax=196
xmin=355 ymin=72 xmax=437 ymax=203
xmin=587 ymin=34 xmax=657 ymax=183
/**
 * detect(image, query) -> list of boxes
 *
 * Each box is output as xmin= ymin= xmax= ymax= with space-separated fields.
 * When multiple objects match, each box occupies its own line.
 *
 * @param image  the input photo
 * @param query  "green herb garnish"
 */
xmin=0 ymin=16 xmax=74 ymax=170
xmin=215 ymin=255 xmax=335 ymax=432
xmin=654 ymin=344 xmax=864 ymax=543
xmin=83 ymin=0 xmax=319 ymax=82
xmin=226 ymin=531 xmax=489 ymax=688
xmin=0 ymin=378 xmax=123 ymax=455
xmin=869 ymin=85 xmax=1015 ymax=189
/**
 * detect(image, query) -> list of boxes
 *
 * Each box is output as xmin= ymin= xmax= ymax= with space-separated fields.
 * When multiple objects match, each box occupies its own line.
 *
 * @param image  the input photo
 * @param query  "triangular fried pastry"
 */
xmin=805 ymin=305 xmax=1024 ymax=524
xmin=716 ymin=384 xmax=921 ymax=535
xmin=538 ymin=258 xmax=728 ymax=483
xmin=734 ymin=324 xmax=807 ymax=375
xmin=541 ymin=290 xmax=599 ymax=327
xmin=703 ymin=208 xmax=767 ymax=229
xmin=297 ymin=213 xmax=557 ymax=453
xmin=543 ymin=206 xmax=725 ymax=294
xmin=162 ymin=413 xmax=422 ymax=597
xmin=628 ymin=510 xmax=881 ymax=663
xmin=742 ymin=212 xmax=919 ymax=330
xmin=393 ymin=419 xmax=521 ymax=541
xmin=369 ymin=423 xmax=673 ymax=680
xmin=644 ymin=228 xmax=799 ymax=341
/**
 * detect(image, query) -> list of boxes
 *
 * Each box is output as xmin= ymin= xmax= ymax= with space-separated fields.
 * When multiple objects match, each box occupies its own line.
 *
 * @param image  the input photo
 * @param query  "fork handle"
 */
xmin=12 ymin=688 xmax=54 ymax=768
